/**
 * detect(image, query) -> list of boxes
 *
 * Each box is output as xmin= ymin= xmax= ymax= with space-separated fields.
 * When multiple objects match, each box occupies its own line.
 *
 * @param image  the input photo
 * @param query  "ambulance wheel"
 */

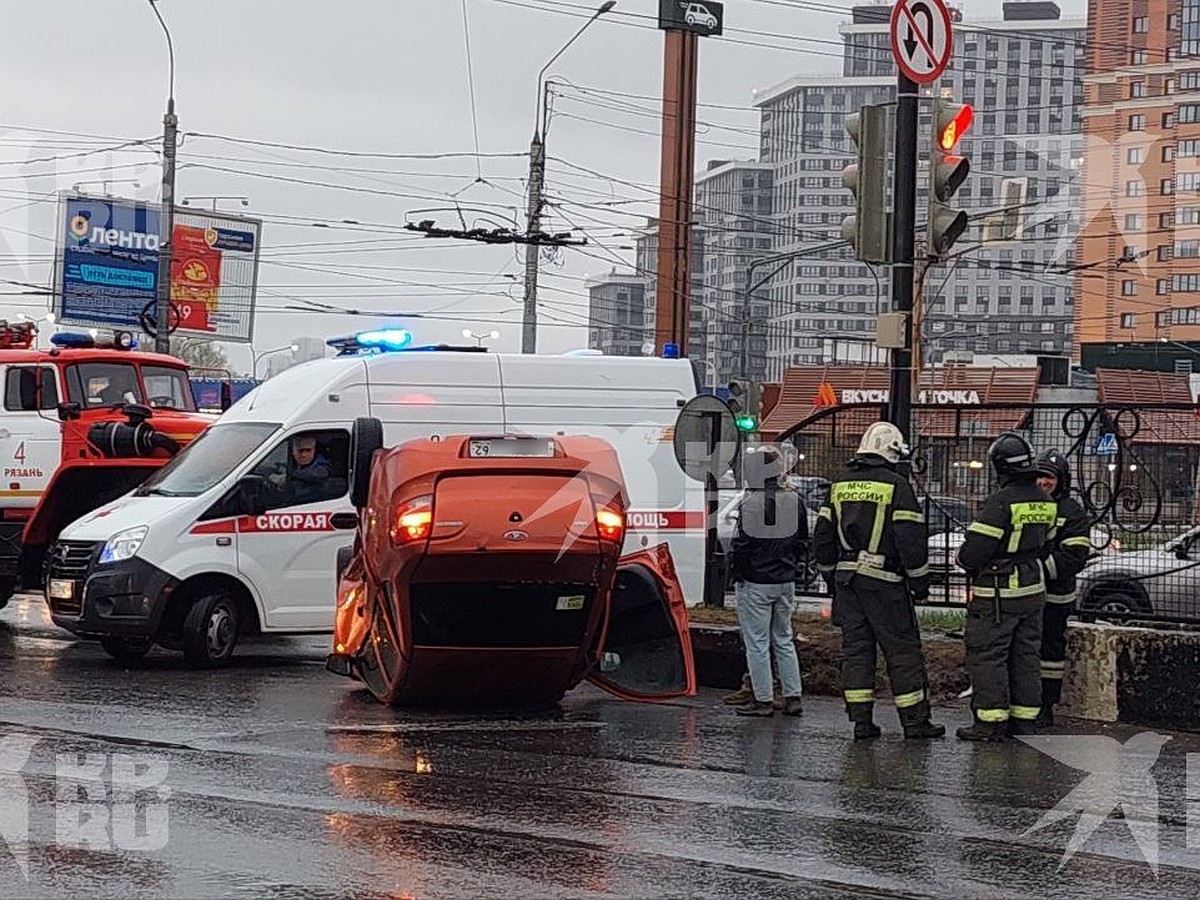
xmin=100 ymin=636 xmax=152 ymax=664
xmin=350 ymin=417 xmax=384 ymax=509
xmin=182 ymin=592 xmax=240 ymax=668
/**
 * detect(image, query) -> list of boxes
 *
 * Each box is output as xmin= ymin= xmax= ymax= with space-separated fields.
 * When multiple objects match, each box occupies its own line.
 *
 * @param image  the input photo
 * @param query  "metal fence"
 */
xmin=771 ymin=401 xmax=1200 ymax=626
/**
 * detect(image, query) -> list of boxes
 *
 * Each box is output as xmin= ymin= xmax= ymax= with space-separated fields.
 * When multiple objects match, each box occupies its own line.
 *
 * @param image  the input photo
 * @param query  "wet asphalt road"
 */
xmin=3 ymin=595 xmax=1200 ymax=898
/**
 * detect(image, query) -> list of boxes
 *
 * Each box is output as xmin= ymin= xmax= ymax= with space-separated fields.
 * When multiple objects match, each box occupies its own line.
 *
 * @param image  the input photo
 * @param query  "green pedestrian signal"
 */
xmin=735 ymin=415 xmax=757 ymax=433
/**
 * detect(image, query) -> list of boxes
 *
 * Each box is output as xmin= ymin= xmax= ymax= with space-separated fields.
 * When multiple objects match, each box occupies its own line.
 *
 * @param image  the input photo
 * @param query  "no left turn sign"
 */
xmin=890 ymin=0 xmax=953 ymax=84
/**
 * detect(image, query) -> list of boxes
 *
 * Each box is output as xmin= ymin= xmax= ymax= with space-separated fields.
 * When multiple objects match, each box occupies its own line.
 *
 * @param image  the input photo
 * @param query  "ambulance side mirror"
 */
xmin=237 ymin=475 xmax=270 ymax=517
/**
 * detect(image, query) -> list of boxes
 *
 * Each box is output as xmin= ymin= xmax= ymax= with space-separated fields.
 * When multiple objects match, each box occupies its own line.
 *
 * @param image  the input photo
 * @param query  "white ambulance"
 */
xmin=45 ymin=332 xmax=705 ymax=666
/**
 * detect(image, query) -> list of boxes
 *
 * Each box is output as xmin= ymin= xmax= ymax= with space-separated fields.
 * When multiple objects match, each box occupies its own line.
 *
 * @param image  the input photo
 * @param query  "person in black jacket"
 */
xmin=730 ymin=446 xmax=806 ymax=717
xmin=813 ymin=421 xmax=945 ymax=741
xmin=1035 ymin=449 xmax=1093 ymax=726
xmin=956 ymin=432 xmax=1056 ymax=741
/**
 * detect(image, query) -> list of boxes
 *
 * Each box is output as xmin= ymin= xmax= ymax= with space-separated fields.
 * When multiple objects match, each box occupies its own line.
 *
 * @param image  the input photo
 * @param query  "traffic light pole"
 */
xmin=888 ymin=73 xmax=919 ymax=439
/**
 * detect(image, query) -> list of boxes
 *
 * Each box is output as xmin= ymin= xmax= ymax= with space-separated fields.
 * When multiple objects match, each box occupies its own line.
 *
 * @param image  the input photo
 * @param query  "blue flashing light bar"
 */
xmin=662 ymin=342 xmax=680 ymax=359
xmin=50 ymin=332 xmax=95 ymax=349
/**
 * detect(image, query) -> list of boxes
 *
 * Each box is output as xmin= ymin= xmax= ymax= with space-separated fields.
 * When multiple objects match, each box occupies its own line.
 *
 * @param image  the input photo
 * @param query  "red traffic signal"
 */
xmin=937 ymin=104 xmax=974 ymax=152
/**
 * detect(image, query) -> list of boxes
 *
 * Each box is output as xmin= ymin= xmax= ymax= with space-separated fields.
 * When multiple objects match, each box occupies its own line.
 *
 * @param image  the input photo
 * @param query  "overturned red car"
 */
xmin=326 ymin=421 xmax=696 ymax=707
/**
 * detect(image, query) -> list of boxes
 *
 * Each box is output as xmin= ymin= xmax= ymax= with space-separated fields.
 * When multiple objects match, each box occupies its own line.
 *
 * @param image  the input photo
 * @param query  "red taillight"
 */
xmin=596 ymin=508 xmax=624 ymax=542
xmin=391 ymin=495 xmax=433 ymax=545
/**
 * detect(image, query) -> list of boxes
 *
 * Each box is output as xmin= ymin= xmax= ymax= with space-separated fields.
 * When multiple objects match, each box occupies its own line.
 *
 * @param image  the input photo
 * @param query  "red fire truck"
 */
xmin=0 ymin=322 xmax=211 ymax=608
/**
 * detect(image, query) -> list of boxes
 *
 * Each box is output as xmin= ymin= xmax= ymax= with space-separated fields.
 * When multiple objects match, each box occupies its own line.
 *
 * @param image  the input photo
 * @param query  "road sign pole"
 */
xmin=888 ymin=72 xmax=919 ymax=438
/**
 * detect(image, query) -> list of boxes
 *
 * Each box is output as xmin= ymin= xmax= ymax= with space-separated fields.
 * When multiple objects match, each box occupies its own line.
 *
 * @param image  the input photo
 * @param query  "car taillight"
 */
xmin=391 ymin=495 xmax=433 ymax=545
xmin=596 ymin=508 xmax=624 ymax=542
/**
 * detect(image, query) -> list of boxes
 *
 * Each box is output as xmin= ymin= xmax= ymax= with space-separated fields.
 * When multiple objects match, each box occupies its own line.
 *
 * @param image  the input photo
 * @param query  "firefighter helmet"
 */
xmin=989 ymin=431 xmax=1036 ymax=479
xmin=856 ymin=421 xmax=910 ymax=464
xmin=1035 ymin=449 xmax=1071 ymax=500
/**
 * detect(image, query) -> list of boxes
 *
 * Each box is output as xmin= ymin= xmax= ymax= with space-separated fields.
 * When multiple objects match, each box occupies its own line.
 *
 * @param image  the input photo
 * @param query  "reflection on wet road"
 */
xmin=2 ymin=595 xmax=1199 ymax=898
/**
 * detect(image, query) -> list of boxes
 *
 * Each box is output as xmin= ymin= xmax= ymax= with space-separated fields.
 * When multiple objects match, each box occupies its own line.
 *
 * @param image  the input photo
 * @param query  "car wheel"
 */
xmin=182 ymin=592 xmax=240 ymax=668
xmin=349 ymin=417 xmax=384 ymax=509
xmin=1078 ymin=582 xmax=1151 ymax=623
xmin=100 ymin=636 xmax=152 ymax=664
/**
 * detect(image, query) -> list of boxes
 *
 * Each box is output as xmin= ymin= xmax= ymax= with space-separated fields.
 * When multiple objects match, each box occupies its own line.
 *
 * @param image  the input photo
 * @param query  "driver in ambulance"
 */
xmin=269 ymin=435 xmax=332 ymax=505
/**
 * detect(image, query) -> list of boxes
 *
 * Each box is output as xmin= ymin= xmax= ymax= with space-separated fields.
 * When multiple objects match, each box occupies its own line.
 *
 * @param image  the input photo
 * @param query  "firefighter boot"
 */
xmin=848 ymin=702 xmax=881 ymax=740
xmin=1035 ymin=706 xmax=1055 ymax=728
xmin=900 ymin=702 xmax=946 ymax=740
xmin=956 ymin=717 xmax=1010 ymax=742
xmin=1008 ymin=717 xmax=1041 ymax=737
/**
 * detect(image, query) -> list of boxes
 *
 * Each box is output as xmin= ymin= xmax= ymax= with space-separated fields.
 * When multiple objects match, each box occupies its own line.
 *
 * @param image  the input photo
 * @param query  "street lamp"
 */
xmin=182 ymin=196 xmax=250 ymax=211
xmin=148 ymin=0 xmax=178 ymax=355
xmin=522 ymin=0 xmax=616 ymax=356
xmin=462 ymin=328 xmax=500 ymax=348
xmin=253 ymin=344 xmax=299 ymax=380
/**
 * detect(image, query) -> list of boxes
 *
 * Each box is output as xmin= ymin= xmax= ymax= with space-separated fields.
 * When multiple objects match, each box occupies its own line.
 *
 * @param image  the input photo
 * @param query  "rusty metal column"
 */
xmin=655 ymin=29 xmax=699 ymax=356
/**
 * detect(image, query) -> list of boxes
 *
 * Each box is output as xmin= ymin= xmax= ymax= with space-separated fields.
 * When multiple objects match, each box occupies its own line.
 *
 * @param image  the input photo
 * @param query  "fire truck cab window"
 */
xmin=4 ymin=367 xmax=57 ymax=411
xmin=142 ymin=365 xmax=197 ymax=411
xmin=67 ymin=363 xmax=142 ymax=408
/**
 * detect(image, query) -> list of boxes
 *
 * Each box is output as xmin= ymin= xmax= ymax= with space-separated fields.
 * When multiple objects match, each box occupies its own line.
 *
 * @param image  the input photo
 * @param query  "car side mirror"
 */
xmin=238 ymin=475 xmax=270 ymax=517
xmin=57 ymin=401 xmax=82 ymax=422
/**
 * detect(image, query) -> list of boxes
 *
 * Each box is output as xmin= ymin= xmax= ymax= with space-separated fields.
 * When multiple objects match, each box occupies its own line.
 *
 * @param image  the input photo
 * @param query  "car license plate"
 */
xmin=49 ymin=579 xmax=74 ymax=600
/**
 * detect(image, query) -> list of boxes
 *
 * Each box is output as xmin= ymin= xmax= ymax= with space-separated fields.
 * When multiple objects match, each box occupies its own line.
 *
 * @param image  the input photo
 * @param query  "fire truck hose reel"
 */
xmin=86 ymin=421 xmax=181 ymax=459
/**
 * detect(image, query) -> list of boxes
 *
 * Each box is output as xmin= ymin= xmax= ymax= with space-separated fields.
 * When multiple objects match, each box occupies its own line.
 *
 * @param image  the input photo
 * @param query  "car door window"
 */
xmin=250 ymin=429 xmax=349 ymax=510
xmin=4 ymin=367 xmax=57 ymax=411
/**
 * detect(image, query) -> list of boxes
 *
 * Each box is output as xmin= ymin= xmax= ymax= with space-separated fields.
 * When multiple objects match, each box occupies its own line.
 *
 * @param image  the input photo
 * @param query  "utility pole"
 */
xmin=888 ymin=73 xmax=919 ymax=437
xmin=522 ymin=2 xmax=615 ymax=355
xmin=149 ymin=0 xmax=177 ymax=355
xmin=522 ymin=130 xmax=545 ymax=354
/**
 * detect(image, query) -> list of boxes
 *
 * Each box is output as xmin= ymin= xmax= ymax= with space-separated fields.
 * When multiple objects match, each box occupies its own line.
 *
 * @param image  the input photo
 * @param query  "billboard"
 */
xmin=53 ymin=193 xmax=261 ymax=344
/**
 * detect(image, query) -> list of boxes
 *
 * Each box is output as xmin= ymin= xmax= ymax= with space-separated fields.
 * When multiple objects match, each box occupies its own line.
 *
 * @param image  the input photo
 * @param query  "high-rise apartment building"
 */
xmin=585 ymin=271 xmax=648 ymax=357
xmin=1076 ymin=0 xmax=1200 ymax=349
xmin=693 ymin=159 xmax=774 ymax=385
xmin=756 ymin=1 xmax=1085 ymax=379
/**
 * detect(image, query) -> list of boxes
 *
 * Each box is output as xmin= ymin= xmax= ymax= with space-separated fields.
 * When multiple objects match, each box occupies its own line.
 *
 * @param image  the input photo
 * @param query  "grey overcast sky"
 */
xmin=0 ymin=0 xmax=1086 ymax=373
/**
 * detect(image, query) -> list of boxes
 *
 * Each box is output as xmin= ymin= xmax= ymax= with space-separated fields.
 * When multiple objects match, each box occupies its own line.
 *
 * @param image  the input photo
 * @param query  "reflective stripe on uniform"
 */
xmin=836 ymin=560 xmax=904 ymax=583
xmin=972 ymin=580 xmax=1047 ymax=599
xmin=1045 ymin=591 xmax=1076 ymax=604
xmin=1040 ymin=660 xmax=1067 ymax=680
xmin=1063 ymin=536 xmax=1093 ymax=548
xmin=817 ymin=563 xmax=836 ymax=573
xmin=830 ymin=480 xmax=895 ymax=555
xmin=1044 ymin=555 xmax=1057 ymax=581
xmin=976 ymin=708 xmax=1010 ymax=723
xmin=906 ymin=564 xmax=930 ymax=579
xmin=1010 ymin=705 xmax=1041 ymax=721
xmin=893 ymin=509 xmax=924 ymax=524
xmin=1008 ymin=501 xmax=1057 ymax=554
xmin=968 ymin=522 xmax=1005 ymax=540
xmin=818 ymin=506 xmax=833 ymax=521
xmin=894 ymin=689 xmax=925 ymax=709
xmin=844 ymin=688 xmax=875 ymax=704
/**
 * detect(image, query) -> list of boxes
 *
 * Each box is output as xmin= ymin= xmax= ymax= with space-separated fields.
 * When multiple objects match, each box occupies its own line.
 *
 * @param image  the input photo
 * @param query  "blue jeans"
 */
xmin=735 ymin=581 xmax=803 ymax=703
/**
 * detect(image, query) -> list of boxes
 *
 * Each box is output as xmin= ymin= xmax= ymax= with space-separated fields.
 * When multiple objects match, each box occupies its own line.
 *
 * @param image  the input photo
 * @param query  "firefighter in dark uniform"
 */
xmin=814 ymin=421 xmax=945 ymax=741
xmin=956 ymin=432 xmax=1057 ymax=741
xmin=1035 ymin=449 xmax=1093 ymax=726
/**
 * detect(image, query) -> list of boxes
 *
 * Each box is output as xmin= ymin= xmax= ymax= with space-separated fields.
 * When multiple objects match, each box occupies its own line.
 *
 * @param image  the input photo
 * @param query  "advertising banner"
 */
xmin=53 ymin=193 xmax=260 ymax=343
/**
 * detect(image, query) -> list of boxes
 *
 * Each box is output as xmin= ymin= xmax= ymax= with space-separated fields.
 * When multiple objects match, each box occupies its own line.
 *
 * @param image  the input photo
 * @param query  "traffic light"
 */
xmin=841 ymin=105 xmax=889 ymax=264
xmin=927 ymin=97 xmax=973 ymax=258
xmin=735 ymin=414 xmax=757 ymax=433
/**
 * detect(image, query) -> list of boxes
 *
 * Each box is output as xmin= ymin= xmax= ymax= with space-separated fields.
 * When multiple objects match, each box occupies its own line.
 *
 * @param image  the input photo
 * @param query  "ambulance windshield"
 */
xmin=136 ymin=422 xmax=280 ymax=497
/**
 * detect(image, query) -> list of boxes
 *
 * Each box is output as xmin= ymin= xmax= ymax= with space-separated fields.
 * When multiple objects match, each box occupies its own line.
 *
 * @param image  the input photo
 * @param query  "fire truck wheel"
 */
xmin=100 ymin=636 xmax=152 ymax=664
xmin=182 ymin=592 xmax=240 ymax=668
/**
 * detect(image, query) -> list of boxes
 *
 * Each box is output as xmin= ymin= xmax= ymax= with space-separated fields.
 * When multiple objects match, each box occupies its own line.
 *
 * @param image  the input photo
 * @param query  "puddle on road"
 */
xmin=328 ymin=720 xmax=606 ymax=735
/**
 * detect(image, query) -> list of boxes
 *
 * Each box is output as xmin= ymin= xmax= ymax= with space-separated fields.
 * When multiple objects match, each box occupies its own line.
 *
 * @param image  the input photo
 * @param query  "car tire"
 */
xmin=182 ymin=592 xmax=240 ymax=668
xmin=349 ymin=417 xmax=384 ymax=509
xmin=1078 ymin=582 xmax=1151 ymax=622
xmin=100 ymin=636 xmax=152 ymax=664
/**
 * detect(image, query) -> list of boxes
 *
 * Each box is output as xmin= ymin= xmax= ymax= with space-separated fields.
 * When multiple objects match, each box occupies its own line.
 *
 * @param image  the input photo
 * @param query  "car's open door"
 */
xmin=587 ymin=543 xmax=696 ymax=701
